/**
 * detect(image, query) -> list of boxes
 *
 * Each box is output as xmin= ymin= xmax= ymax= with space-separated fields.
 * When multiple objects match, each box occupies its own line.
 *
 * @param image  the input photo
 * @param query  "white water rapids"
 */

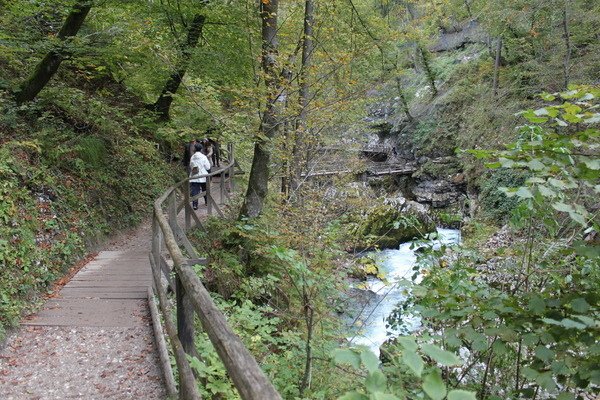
xmin=346 ymin=228 xmax=461 ymax=355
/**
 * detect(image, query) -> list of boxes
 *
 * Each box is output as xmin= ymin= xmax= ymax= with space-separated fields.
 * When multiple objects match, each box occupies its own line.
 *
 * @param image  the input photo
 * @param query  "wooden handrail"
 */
xmin=150 ymin=144 xmax=282 ymax=400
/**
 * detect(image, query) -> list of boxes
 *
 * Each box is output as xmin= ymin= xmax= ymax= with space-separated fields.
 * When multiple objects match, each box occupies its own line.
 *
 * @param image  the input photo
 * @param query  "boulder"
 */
xmin=412 ymin=179 xmax=464 ymax=208
xmin=348 ymin=201 xmax=435 ymax=250
xmin=349 ymin=256 xmax=382 ymax=280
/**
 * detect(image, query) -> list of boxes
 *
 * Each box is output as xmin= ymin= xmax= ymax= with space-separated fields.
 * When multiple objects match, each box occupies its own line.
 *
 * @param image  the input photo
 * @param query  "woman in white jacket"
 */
xmin=189 ymin=143 xmax=211 ymax=210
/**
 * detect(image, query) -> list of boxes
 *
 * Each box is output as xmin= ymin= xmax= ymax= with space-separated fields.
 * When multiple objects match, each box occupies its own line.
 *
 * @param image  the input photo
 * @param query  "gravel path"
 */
xmin=0 ymin=326 xmax=165 ymax=399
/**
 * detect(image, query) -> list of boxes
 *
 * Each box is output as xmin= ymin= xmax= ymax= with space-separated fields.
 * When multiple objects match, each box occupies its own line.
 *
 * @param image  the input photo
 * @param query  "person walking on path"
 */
xmin=182 ymin=138 xmax=197 ymax=174
xmin=189 ymin=143 xmax=211 ymax=210
xmin=210 ymin=139 xmax=220 ymax=167
xmin=201 ymin=138 xmax=214 ymax=168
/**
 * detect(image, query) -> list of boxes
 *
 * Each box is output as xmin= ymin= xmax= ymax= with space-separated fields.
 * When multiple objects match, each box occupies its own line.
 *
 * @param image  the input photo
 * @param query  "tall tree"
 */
xmin=401 ymin=1 xmax=437 ymax=97
xmin=148 ymin=12 xmax=206 ymax=121
xmin=14 ymin=0 xmax=92 ymax=104
xmin=289 ymin=0 xmax=315 ymax=197
xmin=240 ymin=0 xmax=281 ymax=218
xmin=395 ymin=76 xmax=413 ymax=122
xmin=561 ymin=0 xmax=571 ymax=89
xmin=492 ymin=37 xmax=502 ymax=96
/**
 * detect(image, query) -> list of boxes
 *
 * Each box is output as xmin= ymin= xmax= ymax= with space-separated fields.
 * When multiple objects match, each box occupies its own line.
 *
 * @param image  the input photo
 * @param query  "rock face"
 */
xmin=430 ymin=20 xmax=488 ymax=53
xmin=413 ymin=179 xmax=465 ymax=208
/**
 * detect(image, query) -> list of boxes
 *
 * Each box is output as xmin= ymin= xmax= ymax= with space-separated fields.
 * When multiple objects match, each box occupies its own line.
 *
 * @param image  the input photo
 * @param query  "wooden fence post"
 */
xmin=176 ymin=274 xmax=195 ymax=357
xmin=206 ymin=179 xmax=212 ymax=216
xmin=184 ymin=180 xmax=191 ymax=230
xmin=167 ymin=192 xmax=196 ymax=358
xmin=228 ymin=144 xmax=235 ymax=193
xmin=168 ymin=193 xmax=178 ymax=237
xmin=152 ymin=213 xmax=162 ymax=274
xmin=220 ymin=170 xmax=225 ymax=204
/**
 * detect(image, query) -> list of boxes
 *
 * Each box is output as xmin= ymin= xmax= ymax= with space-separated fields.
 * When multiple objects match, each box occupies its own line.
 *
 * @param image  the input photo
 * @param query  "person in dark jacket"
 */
xmin=210 ymin=139 xmax=220 ymax=167
xmin=182 ymin=139 xmax=196 ymax=174
xmin=181 ymin=139 xmax=196 ymax=174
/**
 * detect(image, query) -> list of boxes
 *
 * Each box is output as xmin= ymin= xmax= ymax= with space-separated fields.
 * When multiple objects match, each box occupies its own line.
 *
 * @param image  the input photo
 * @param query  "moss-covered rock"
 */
xmin=349 ymin=256 xmax=383 ymax=280
xmin=345 ymin=201 xmax=435 ymax=250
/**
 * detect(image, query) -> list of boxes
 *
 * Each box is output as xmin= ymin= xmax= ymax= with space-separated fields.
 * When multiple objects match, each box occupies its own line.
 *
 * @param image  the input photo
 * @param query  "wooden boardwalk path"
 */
xmin=0 ymin=248 xmax=167 ymax=399
xmin=1 ymin=148 xmax=282 ymax=400
xmin=23 ymin=251 xmax=152 ymax=327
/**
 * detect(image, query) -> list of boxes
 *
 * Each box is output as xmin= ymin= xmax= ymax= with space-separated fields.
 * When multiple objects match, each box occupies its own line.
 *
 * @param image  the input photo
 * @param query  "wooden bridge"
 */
xmin=300 ymin=145 xmax=416 ymax=179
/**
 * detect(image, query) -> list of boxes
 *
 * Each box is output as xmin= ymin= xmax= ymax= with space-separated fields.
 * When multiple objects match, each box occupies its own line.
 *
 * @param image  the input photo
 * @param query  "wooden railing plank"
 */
xmin=177 ymin=264 xmax=283 ymax=400
xmin=149 ymin=253 xmax=201 ymax=400
xmin=147 ymin=286 xmax=177 ymax=397
xmin=176 ymin=274 xmax=196 ymax=357
xmin=173 ymin=223 xmax=199 ymax=258
xmin=159 ymin=254 xmax=175 ymax=292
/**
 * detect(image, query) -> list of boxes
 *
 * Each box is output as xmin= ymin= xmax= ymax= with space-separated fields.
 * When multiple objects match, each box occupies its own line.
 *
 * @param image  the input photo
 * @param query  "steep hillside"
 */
xmin=364 ymin=18 xmax=599 ymax=220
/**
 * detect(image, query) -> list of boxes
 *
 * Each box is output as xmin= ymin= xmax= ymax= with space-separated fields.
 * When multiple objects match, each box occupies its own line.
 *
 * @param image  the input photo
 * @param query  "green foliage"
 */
xmin=432 ymin=210 xmax=462 ymax=228
xmin=0 ymin=142 xmax=86 ymax=333
xmin=188 ymin=298 xmax=306 ymax=399
xmin=75 ymin=136 xmax=107 ymax=168
xmin=471 ymin=85 xmax=600 ymax=230
xmin=388 ymin=87 xmax=600 ymax=399
xmin=0 ymin=33 xmax=175 ymax=338
xmin=478 ymin=168 xmax=527 ymax=222
xmin=0 ymin=0 xmax=598 ymax=397
xmin=332 ymin=344 xmax=476 ymax=400
xmin=189 ymin=202 xmax=358 ymax=398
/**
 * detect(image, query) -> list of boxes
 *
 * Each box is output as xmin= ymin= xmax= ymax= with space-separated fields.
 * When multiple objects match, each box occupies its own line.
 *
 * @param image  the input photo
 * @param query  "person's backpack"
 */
xmin=191 ymin=166 xmax=199 ymax=175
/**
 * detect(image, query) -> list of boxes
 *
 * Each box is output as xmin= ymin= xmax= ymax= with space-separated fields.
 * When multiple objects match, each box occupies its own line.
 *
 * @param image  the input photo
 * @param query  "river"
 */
xmin=346 ymin=228 xmax=461 ymax=355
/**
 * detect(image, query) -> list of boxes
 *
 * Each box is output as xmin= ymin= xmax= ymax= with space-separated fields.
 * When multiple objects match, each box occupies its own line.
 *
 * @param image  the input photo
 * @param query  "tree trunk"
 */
xmin=403 ymin=2 xmax=436 ymax=97
xmin=419 ymin=46 xmax=437 ymax=97
xmin=395 ymin=77 xmax=413 ymax=122
xmin=298 ymin=294 xmax=314 ymax=397
xmin=464 ymin=0 xmax=473 ymax=18
xmin=239 ymin=0 xmax=280 ymax=218
xmin=493 ymin=37 xmax=502 ymax=97
xmin=149 ymin=14 xmax=205 ymax=121
xmin=14 ymin=1 xmax=92 ymax=104
xmin=289 ymin=0 xmax=315 ymax=197
xmin=280 ymin=40 xmax=303 ymax=198
xmin=405 ymin=2 xmax=418 ymax=19
xmin=562 ymin=0 xmax=571 ymax=89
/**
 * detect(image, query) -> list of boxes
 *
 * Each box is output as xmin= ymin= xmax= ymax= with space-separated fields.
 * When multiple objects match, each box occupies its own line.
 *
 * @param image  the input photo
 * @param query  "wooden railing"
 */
xmin=149 ymin=144 xmax=282 ymax=400
xmin=317 ymin=144 xmax=392 ymax=154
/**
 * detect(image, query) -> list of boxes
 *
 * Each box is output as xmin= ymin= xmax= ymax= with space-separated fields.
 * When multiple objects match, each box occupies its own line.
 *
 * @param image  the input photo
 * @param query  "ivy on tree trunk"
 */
xmin=149 ymin=14 xmax=205 ymax=121
xmin=240 ymin=0 xmax=280 ymax=218
xmin=14 ymin=1 xmax=92 ymax=104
